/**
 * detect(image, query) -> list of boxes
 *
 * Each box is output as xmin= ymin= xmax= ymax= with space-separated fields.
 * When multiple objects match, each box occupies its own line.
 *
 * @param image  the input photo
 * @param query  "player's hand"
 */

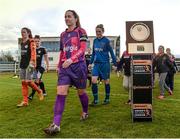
xmin=62 ymin=59 xmax=73 ymax=68
xmin=88 ymin=64 xmax=92 ymax=70
xmin=56 ymin=67 xmax=60 ymax=76
xmin=119 ymin=70 xmax=123 ymax=78
xmin=112 ymin=65 xmax=117 ymax=71
xmin=30 ymin=61 xmax=36 ymax=69
xmin=46 ymin=65 xmax=49 ymax=72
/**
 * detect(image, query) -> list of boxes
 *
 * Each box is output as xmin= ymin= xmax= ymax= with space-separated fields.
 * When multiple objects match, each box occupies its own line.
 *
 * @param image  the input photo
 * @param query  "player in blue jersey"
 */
xmin=89 ymin=24 xmax=117 ymax=106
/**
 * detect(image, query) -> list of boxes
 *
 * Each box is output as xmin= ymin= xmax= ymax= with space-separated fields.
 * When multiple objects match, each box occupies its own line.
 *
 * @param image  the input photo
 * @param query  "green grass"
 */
xmin=0 ymin=72 xmax=180 ymax=138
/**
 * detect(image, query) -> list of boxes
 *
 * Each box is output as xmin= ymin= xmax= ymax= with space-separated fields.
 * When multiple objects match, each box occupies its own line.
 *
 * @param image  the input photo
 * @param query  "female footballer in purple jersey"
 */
xmin=44 ymin=10 xmax=89 ymax=135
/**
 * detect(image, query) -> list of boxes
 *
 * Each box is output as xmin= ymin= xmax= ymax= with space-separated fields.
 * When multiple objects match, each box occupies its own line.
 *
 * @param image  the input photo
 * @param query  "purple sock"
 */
xmin=79 ymin=92 xmax=89 ymax=113
xmin=53 ymin=95 xmax=66 ymax=126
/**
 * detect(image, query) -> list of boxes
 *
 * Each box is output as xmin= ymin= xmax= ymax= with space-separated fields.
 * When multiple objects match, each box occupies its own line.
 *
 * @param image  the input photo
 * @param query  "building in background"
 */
xmin=18 ymin=36 xmax=120 ymax=70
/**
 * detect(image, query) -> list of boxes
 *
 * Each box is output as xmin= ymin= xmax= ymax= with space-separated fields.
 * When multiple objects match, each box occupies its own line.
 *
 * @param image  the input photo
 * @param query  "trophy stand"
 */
xmin=126 ymin=21 xmax=154 ymax=122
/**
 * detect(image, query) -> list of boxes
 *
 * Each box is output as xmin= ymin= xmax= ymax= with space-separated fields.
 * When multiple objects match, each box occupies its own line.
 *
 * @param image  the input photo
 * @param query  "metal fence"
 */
xmin=0 ymin=62 xmax=19 ymax=73
xmin=175 ymin=60 xmax=180 ymax=71
xmin=0 ymin=62 xmax=57 ymax=73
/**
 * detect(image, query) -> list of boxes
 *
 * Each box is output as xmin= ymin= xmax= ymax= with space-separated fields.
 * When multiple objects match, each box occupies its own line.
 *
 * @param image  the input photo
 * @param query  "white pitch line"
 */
xmin=164 ymin=98 xmax=180 ymax=102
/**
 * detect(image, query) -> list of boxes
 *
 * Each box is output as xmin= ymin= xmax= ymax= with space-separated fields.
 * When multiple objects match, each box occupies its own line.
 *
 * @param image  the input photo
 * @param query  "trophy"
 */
xmin=126 ymin=21 xmax=154 ymax=54
xmin=126 ymin=21 xmax=154 ymax=122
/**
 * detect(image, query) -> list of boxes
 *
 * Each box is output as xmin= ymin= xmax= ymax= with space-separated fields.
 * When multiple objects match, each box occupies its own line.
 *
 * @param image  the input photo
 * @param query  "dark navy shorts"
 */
xmin=92 ymin=62 xmax=110 ymax=80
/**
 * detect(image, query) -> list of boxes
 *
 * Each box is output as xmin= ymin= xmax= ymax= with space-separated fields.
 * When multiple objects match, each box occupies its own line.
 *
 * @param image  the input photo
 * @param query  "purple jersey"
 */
xmin=59 ymin=27 xmax=88 ymax=66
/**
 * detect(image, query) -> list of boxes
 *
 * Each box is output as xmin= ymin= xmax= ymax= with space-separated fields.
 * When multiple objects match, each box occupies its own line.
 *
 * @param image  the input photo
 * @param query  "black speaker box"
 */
xmin=133 ymin=74 xmax=152 ymax=86
xmin=132 ymin=89 xmax=152 ymax=104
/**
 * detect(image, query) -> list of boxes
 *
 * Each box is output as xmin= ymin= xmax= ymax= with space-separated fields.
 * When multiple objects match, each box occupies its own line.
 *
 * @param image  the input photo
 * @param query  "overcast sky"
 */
xmin=0 ymin=0 xmax=180 ymax=55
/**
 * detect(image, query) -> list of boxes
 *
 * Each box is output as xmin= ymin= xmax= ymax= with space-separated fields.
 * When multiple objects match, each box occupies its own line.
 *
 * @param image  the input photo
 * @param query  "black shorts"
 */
xmin=33 ymin=67 xmax=45 ymax=80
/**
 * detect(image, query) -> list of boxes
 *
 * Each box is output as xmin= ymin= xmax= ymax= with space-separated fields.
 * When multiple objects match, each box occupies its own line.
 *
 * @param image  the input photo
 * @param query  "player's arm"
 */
xmin=70 ymin=29 xmax=88 ymax=62
xmin=30 ymin=39 xmax=36 ymax=68
xmin=107 ymin=40 xmax=117 ymax=66
xmin=90 ymin=41 xmax=95 ymax=65
xmin=57 ymin=33 xmax=64 ymax=69
xmin=62 ymin=29 xmax=88 ymax=68
xmin=44 ymin=49 xmax=49 ymax=71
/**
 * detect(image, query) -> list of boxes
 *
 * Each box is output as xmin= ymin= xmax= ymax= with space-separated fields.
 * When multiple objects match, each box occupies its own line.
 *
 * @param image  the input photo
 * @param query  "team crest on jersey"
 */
xmin=38 ymin=50 xmax=41 ymax=54
xmin=24 ymin=45 xmax=28 ymax=49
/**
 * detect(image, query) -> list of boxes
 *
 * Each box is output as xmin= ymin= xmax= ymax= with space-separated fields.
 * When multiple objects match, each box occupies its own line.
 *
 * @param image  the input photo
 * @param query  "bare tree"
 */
xmin=0 ymin=50 xmax=14 ymax=62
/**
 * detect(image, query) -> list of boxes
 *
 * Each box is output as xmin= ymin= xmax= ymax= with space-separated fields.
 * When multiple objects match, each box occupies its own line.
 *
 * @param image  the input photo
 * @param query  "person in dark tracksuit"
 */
xmin=165 ymin=48 xmax=178 ymax=92
xmin=117 ymin=50 xmax=131 ymax=104
xmin=153 ymin=45 xmax=174 ymax=99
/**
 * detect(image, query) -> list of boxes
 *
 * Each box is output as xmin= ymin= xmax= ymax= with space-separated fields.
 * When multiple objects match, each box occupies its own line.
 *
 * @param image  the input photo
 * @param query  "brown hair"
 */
xmin=21 ymin=27 xmax=33 ymax=39
xmin=96 ymin=24 xmax=104 ymax=32
xmin=166 ymin=48 xmax=170 ymax=51
xmin=34 ymin=35 xmax=40 ymax=39
xmin=66 ymin=10 xmax=81 ymax=27
xmin=159 ymin=45 xmax=165 ymax=51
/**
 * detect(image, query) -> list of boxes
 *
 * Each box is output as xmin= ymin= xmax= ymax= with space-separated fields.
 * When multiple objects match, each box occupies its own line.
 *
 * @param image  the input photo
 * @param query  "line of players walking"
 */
xmin=17 ymin=10 xmax=178 ymax=135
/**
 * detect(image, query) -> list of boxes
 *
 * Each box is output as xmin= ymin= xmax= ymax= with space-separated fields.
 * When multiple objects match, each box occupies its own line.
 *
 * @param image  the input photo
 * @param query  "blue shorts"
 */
xmin=58 ymin=62 xmax=87 ymax=89
xmin=92 ymin=63 xmax=110 ymax=80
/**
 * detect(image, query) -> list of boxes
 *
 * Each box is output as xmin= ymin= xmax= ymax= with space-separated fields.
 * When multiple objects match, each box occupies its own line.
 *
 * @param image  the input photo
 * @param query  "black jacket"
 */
xmin=153 ymin=53 xmax=174 ymax=74
xmin=117 ymin=51 xmax=131 ymax=76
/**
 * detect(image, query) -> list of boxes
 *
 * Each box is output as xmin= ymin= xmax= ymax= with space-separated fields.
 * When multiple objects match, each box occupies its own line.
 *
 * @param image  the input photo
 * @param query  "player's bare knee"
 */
xmin=92 ymin=77 xmax=97 ymax=84
xmin=22 ymin=80 xmax=27 ymax=85
xmin=104 ymin=79 xmax=110 ymax=84
xmin=57 ymin=85 xmax=68 ymax=95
